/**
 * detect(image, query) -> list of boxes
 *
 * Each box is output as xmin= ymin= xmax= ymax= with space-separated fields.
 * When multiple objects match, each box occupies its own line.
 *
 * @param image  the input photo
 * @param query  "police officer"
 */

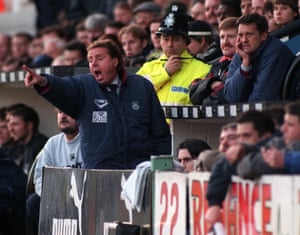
xmin=137 ymin=4 xmax=211 ymax=106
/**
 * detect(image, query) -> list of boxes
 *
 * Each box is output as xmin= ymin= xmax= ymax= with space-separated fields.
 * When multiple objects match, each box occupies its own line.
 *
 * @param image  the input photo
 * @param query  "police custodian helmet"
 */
xmin=156 ymin=5 xmax=193 ymax=44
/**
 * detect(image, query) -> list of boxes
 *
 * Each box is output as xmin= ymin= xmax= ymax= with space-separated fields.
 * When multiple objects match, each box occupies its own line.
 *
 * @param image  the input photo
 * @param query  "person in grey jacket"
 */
xmin=26 ymin=109 xmax=83 ymax=234
xmin=237 ymin=101 xmax=300 ymax=178
xmin=224 ymin=13 xmax=294 ymax=103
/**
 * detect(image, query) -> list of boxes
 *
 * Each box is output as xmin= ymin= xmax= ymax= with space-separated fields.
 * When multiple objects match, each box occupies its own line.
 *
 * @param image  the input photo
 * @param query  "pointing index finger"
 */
xmin=22 ymin=64 xmax=35 ymax=75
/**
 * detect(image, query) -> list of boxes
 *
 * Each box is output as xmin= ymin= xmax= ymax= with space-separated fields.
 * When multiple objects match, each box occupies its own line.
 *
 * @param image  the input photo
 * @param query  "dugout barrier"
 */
xmin=39 ymin=167 xmax=300 ymax=235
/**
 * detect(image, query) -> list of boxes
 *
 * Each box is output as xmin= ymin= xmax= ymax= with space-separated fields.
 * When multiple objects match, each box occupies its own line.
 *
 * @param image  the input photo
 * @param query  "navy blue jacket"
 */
xmin=224 ymin=36 xmax=294 ymax=103
xmin=0 ymin=150 xmax=27 ymax=212
xmin=35 ymin=71 xmax=171 ymax=169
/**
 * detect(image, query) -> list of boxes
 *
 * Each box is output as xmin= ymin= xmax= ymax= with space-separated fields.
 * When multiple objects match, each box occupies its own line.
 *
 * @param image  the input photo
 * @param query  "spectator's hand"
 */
xmin=164 ymin=55 xmax=182 ymax=76
xmin=225 ymin=144 xmax=245 ymax=164
xmin=235 ymin=37 xmax=251 ymax=67
xmin=205 ymin=205 xmax=222 ymax=232
xmin=23 ymin=65 xmax=48 ymax=87
xmin=261 ymin=146 xmax=285 ymax=168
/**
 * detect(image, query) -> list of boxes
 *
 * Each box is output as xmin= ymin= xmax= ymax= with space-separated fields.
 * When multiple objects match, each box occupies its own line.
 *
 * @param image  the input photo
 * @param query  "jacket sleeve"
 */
xmin=147 ymin=81 xmax=172 ymax=155
xmin=224 ymin=55 xmax=254 ymax=103
xmin=0 ymin=158 xmax=27 ymax=211
xmin=189 ymin=79 xmax=212 ymax=105
xmin=284 ymin=151 xmax=300 ymax=173
xmin=206 ymin=158 xmax=235 ymax=207
xmin=236 ymin=150 xmax=285 ymax=179
xmin=34 ymin=74 xmax=85 ymax=119
xmin=247 ymin=44 xmax=293 ymax=101
xmin=137 ymin=62 xmax=170 ymax=91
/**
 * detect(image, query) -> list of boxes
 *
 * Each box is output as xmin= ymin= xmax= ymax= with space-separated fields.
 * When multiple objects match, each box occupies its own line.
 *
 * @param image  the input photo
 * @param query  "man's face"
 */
xmin=177 ymin=148 xmax=194 ymax=172
xmin=219 ymin=27 xmax=237 ymax=57
xmin=237 ymin=23 xmax=267 ymax=54
xmin=88 ymin=47 xmax=118 ymax=85
xmin=0 ymin=35 xmax=10 ymax=60
xmin=160 ymin=34 xmax=186 ymax=58
xmin=0 ymin=120 xmax=13 ymax=145
xmin=187 ymin=38 xmax=204 ymax=56
xmin=191 ymin=2 xmax=206 ymax=21
xmin=237 ymin=122 xmax=262 ymax=145
xmin=205 ymin=0 xmax=221 ymax=26
xmin=7 ymin=115 xmax=30 ymax=143
xmin=134 ymin=11 xmax=156 ymax=29
xmin=76 ymin=30 xmax=92 ymax=47
xmin=113 ymin=7 xmax=132 ymax=26
xmin=218 ymin=127 xmax=238 ymax=152
xmin=241 ymin=0 xmax=252 ymax=15
xmin=274 ymin=4 xmax=298 ymax=26
xmin=251 ymin=0 xmax=264 ymax=15
xmin=120 ymin=32 xmax=146 ymax=58
xmin=64 ymin=50 xmax=83 ymax=66
xmin=57 ymin=110 xmax=78 ymax=134
xmin=12 ymin=36 xmax=29 ymax=58
xmin=281 ymin=114 xmax=300 ymax=145
xmin=150 ymin=22 xmax=161 ymax=49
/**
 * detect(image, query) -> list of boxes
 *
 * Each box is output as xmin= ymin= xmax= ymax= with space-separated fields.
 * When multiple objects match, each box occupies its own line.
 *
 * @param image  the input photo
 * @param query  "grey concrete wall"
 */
xmin=0 ymin=82 xmax=58 ymax=137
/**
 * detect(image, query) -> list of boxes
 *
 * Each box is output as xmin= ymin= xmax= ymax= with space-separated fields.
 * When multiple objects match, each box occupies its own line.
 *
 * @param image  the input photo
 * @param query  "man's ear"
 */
xmin=27 ymin=121 xmax=34 ymax=132
xmin=261 ymin=31 xmax=268 ymax=41
xmin=142 ymin=39 xmax=148 ymax=49
xmin=113 ymin=57 xmax=118 ymax=67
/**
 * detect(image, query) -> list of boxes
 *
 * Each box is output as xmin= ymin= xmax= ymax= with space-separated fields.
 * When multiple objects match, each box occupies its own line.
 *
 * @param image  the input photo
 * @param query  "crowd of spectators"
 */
xmin=0 ymin=0 xmax=299 ymax=103
xmin=1 ymin=0 xmax=300 ymax=234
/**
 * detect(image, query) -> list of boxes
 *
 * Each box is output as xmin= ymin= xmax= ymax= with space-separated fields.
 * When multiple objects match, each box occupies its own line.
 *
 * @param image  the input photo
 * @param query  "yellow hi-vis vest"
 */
xmin=137 ymin=50 xmax=211 ymax=106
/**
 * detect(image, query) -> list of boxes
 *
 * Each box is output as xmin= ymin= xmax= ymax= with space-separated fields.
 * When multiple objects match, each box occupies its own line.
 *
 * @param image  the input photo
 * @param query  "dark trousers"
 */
xmin=26 ymin=193 xmax=40 ymax=235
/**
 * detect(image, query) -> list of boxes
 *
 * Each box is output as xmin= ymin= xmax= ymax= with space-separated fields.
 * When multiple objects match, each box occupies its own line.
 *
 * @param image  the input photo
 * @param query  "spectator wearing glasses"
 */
xmin=176 ymin=138 xmax=211 ymax=172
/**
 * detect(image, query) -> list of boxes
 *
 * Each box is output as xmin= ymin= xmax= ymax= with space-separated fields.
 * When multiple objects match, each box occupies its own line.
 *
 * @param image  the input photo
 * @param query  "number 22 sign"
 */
xmin=153 ymin=172 xmax=187 ymax=235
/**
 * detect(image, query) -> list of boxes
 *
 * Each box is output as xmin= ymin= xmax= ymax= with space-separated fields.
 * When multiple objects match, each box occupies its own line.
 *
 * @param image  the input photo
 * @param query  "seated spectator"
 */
xmin=6 ymin=104 xmax=48 ymax=174
xmin=147 ymin=17 xmax=163 ymax=61
xmin=190 ymin=0 xmax=206 ymax=21
xmin=176 ymin=138 xmax=211 ymax=172
xmin=84 ymin=13 xmax=109 ymax=42
xmin=217 ymin=0 xmax=241 ymax=24
xmin=119 ymin=24 xmax=149 ymax=67
xmin=28 ymin=35 xmax=44 ymax=61
xmin=204 ymin=0 xmax=221 ymax=30
xmin=63 ymin=40 xmax=88 ymax=67
xmin=75 ymin=21 xmax=92 ymax=47
xmin=224 ymin=13 xmax=294 ymax=103
xmin=240 ymin=0 xmax=252 ymax=15
xmin=251 ymin=0 xmax=265 ymax=15
xmin=31 ymin=25 xmax=67 ymax=68
xmin=0 ymin=33 xmax=11 ymax=70
xmin=187 ymin=20 xmax=221 ymax=63
xmin=11 ymin=32 xmax=32 ymax=66
xmin=0 ymin=149 xmax=27 ymax=235
xmin=113 ymin=2 xmax=133 ymax=26
xmin=205 ymin=110 xmax=278 ymax=231
xmin=195 ymin=122 xmax=238 ymax=171
xmin=237 ymin=101 xmax=300 ymax=177
xmin=0 ymin=107 xmax=19 ymax=159
xmin=273 ymin=0 xmax=299 ymax=27
xmin=133 ymin=2 xmax=161 ymax=30
xmin=26 ymin=109 xmax=83 ymax=234
xmin=190 ymin=17 xmax=238 ymax=105
xmin=264 ymin=1 xmax=280 ymax=32
xmin=271 ymin=0 xmax=300 ymax=53
xmin=105 ymin=21 xmax=125 ymax=36
xmin=137 ymin=4 xmax=211 ymax=106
